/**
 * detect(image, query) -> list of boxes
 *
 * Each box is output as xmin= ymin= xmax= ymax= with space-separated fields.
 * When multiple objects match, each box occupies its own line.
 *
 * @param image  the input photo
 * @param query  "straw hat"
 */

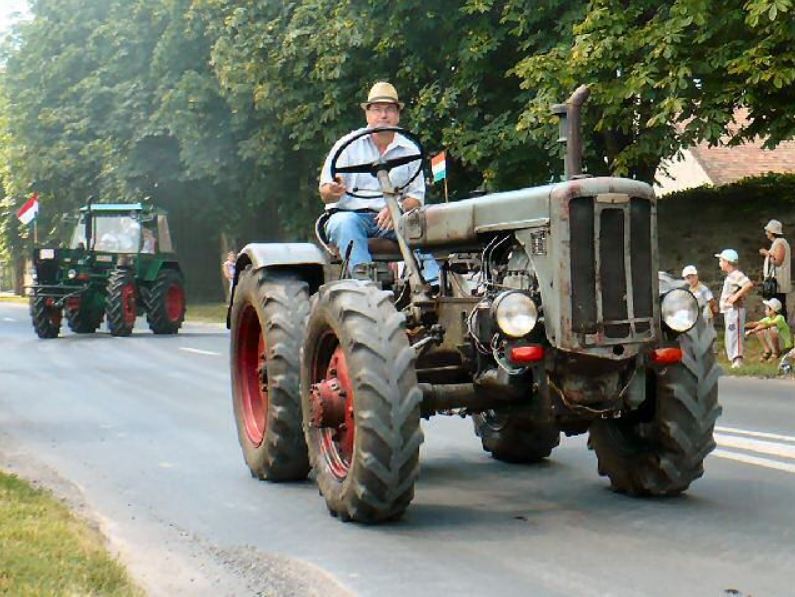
xmin=360 ymin=81 xmax=404 ymax=110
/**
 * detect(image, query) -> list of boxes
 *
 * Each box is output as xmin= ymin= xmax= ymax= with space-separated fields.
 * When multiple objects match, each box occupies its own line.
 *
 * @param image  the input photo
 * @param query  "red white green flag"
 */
xmin=431 ymin=151 xmax=446 ymax=182
xmin=16 ymin=193 xmax=39 ymax=225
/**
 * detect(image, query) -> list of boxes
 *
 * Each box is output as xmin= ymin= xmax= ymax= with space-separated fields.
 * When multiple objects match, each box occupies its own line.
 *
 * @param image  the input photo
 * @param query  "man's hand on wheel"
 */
xmin=320 ymin=175 xmax=346 ymax=203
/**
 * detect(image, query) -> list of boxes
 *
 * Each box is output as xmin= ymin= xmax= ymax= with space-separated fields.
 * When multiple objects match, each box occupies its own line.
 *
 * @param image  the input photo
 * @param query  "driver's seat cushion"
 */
xmin=315 ymin=210 xmax=403 ymax=262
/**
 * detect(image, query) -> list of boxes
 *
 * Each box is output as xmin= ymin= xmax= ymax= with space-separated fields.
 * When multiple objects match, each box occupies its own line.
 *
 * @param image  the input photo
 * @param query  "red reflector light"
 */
xmin=651 ymin=347 xmax=683 ymax=365
xmin=77 ymin=273 xmax=90 ymax=281
xmin=510 ymin=345 xmax=545 ymax=364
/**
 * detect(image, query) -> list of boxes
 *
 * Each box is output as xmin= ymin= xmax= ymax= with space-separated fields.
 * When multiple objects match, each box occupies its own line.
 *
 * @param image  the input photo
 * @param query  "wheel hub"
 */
xmin=309 ymin=376 xmax=347 ymax=428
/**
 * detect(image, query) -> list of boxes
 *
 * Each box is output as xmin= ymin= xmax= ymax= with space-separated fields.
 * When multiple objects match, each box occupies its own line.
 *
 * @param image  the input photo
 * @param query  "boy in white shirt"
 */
xmin=682 ymin=265 xmax=718 ymax=326
xmin=716 ymin=249 xmax=754 ymax=368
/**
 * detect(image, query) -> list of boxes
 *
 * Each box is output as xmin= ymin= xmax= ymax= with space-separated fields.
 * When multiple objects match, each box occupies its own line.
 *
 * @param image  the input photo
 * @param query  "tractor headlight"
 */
xmin=67 ymin=269 xmax=77 ymax=280
xmin=661 ymin=288 xmax=699 ymax=332
xmin=493 ymin=291 xmax=538 ymax=338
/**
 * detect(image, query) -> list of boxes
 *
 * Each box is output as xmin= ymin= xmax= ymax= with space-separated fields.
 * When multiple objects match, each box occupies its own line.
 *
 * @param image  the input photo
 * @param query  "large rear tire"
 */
xmin=146 ymin=269 xmax=186 ymax=334
xmin=31 ymin=297 xmax=62 ymax=339
xmin=588 ymin=318 xmax=722 ymax=495
xmin=301 ymin=280 xmax=423 ymax=523
xmin=106 ymin=269 xmax=137 ymax=337
xmin=230 ymin=266 xmax=310 ymax=481
xmin=473 ymin=408 xmax=560 ymax=463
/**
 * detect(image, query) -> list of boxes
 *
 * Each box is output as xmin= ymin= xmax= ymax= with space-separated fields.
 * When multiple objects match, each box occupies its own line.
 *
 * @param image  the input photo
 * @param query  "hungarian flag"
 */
xmin=431 ymin=151 xmax=446 ymax=183
xmin=16 ymin=194 xmax=40 ymax=225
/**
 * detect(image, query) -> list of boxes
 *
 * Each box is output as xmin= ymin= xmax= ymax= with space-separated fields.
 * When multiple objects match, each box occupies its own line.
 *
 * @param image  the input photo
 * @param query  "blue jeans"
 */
xmin=325 ymin=211 xmax=440 ymax=283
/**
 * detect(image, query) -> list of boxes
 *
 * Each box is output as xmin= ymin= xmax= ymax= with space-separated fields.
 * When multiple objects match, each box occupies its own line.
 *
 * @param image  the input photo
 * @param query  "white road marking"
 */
xmin=715 ymin=425 xmax=795 ymax=444
xmin=713 ymin=449 xmax=795 ymax=475
xmin=179 ymin=347 xmax=221 ymax=357
xmin=3 ymin=317 xmax=15 ymax=322
xmin=714 ymin=433 xmax=795 ymax=460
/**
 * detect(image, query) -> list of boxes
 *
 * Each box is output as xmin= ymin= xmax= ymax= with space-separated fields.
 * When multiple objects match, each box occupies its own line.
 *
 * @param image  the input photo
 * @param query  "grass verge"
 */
xmin=0 ymin=471 xmax=141 ymax=595
xmin=185 ymin=301 xmax=227 ymax=324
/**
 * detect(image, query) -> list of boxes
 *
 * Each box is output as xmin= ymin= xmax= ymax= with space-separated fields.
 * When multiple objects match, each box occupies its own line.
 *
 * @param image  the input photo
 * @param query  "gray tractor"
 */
xmin=228 ymin=86 xmax=721 ymax=523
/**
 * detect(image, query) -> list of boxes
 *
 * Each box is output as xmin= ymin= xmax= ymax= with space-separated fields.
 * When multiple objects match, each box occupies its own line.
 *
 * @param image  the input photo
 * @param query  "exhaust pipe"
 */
xmin=551 ymin=84 xmax=590 ymax=180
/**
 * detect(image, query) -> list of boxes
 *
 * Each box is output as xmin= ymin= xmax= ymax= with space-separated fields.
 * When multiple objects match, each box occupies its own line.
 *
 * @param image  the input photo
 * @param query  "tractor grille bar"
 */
xmin=569 ymin=196 xmax=654 ymax=342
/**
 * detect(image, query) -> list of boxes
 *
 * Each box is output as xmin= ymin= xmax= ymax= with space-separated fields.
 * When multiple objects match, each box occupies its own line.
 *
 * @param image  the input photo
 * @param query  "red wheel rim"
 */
xmin=165 ymin=283 xmax=185 ymax=322
xmin=236 ymin=304 xmax=267 ymax=447
xmin=50 ymin=309 xmax=62 ymax=327
xmin=122 ymin=283 xmax=136 ymax=326
xmin=313 ymin=333 xmax=355 ymax=481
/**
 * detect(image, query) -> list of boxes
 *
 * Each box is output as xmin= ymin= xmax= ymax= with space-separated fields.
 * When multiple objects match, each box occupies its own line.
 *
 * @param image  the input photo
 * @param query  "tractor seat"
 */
xmin=315 ymin=212 xmax=403 ymax=262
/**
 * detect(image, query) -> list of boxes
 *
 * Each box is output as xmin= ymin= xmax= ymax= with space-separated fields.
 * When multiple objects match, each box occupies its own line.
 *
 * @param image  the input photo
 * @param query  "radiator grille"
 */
xmin=569 ymin=196 xmax=654 ymax=342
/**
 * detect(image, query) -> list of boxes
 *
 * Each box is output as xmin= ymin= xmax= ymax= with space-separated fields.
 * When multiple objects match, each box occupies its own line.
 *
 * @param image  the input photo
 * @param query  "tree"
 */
xmin=514 ymin=0 xmax=795 ymax=181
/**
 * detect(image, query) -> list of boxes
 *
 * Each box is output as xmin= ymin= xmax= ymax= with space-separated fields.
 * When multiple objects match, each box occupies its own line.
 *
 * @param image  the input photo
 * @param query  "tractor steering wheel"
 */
xmin=330 ymin=127 xmax=425 ymax=199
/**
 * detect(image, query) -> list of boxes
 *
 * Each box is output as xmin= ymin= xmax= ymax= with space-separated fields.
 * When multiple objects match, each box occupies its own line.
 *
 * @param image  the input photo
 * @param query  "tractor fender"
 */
xmin=227 ymin=243 xmax=328 ymax=328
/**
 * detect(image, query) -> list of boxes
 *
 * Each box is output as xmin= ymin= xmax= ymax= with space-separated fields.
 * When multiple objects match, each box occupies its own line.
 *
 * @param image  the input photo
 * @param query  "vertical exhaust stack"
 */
xmin=551 ymin=85 xmax=590 ymax=180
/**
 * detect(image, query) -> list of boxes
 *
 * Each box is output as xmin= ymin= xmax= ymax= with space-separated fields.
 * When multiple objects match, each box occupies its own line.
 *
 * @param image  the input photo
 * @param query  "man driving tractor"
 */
xmin=318 ymin=81 xmax=440 ymax=286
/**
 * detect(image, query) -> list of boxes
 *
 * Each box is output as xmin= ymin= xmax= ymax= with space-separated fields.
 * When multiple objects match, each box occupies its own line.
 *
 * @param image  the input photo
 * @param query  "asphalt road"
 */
xmin=1 ymin=300 xmax=794 ymax=596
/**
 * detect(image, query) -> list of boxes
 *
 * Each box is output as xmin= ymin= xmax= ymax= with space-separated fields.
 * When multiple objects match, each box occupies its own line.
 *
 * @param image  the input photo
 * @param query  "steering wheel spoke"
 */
xmin=335 ymin=163 xmax=377 ymax=175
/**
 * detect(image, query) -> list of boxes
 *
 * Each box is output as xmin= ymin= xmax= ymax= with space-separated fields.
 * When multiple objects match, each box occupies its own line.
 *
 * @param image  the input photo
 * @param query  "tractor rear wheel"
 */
xmin=146 ymin=269 xmax=186 ymax=334
xmin=106 ymin=269 xmax=137 ymax=337
xmin=588 ymin=318 xmax=722 ymax=495
xmin=473 ymin=408 xmax=560 ymax=463
xmin=230 ymin=266 xmax=310 ymax=481
xmin=31 ymin=297 xmax=62 ymax=339
xmin=301 ymin=280 xmax=423 ymax=523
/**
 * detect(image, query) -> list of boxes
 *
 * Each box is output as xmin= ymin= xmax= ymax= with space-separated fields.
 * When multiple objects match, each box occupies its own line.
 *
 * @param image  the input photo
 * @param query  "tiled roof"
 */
xmin=689 ymin=108 xmax=795 ymax=185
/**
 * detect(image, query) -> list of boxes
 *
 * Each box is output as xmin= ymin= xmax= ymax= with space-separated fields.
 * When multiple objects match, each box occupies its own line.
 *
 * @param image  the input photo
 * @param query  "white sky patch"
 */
xmin=0 ymin=0 xmax=31 ymax=34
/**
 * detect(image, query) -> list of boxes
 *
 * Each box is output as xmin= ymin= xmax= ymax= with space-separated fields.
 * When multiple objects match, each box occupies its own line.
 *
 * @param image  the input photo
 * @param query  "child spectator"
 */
xmin=222 ymin=251 xmax=236 ymax=300
xmin=682 ymin=265 xmax=718 ymax=326
xmin=716 ymin=249 xmax=754 ymax=369
xmin=745 ymin=298 xmax=793 ymax=362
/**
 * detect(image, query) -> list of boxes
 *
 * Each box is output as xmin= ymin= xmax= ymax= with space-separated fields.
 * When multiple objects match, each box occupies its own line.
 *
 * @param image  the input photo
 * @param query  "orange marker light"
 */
xmin=510 ymin=345 xmax=545 ymax=364
xmin=650 ymin=347 xmax=683 ymax=365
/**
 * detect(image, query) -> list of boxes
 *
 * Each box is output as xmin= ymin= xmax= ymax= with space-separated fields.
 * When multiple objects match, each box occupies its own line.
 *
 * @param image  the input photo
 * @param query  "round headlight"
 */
xmin=493 ymin=291 xmax=538 ymax=338
xmin=661 ymin=288 xmax=699 ymax=332
xmin=67 ymin=269 xmax=77 ymax=280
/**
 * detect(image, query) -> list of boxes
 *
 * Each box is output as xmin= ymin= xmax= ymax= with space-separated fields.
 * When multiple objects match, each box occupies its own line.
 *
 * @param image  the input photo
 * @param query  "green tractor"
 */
xmin=29 ymin=202 xmax=187 ymax=338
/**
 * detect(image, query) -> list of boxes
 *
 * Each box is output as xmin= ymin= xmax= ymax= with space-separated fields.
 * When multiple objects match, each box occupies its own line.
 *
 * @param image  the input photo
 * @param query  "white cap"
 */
xmin=762 ymin=298 xmax=783 ymax=313
xmin=681 ymin=265 xmax=698 ymax=277
xmin=764 ymin=219 xmax=783 ymax=235
xmin=714 ymin=249 xmax=739 ymax=263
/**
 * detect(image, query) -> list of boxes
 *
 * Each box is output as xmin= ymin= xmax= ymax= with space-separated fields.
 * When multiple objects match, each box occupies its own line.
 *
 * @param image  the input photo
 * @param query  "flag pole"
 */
xmin=443 ymin=176 xmax=448 ymax=203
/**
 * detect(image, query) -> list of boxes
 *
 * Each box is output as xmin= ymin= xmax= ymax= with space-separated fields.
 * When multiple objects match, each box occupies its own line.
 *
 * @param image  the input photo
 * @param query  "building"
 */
xmin=654 ymin=108 xmax=795 ymax=196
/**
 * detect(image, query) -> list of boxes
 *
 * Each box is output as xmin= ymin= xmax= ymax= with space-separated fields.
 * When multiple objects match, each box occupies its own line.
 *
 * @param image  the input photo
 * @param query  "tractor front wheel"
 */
xmin=146 ymin=269 xmax=186 ymax=334
xmin=588 ymin=318 xmax=722 ymax=496
xmin=230 ymin=266 xmax=310 ymax=481
xmin=301 ymin=280 xmax=423 ymax=523
xmin=106 ymin=269 xmax=137 ymax=337
xmin=31 ymin=296 xmax=62 ymax=339
xmin=66 ymin=299 xmax=103 ymax=333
